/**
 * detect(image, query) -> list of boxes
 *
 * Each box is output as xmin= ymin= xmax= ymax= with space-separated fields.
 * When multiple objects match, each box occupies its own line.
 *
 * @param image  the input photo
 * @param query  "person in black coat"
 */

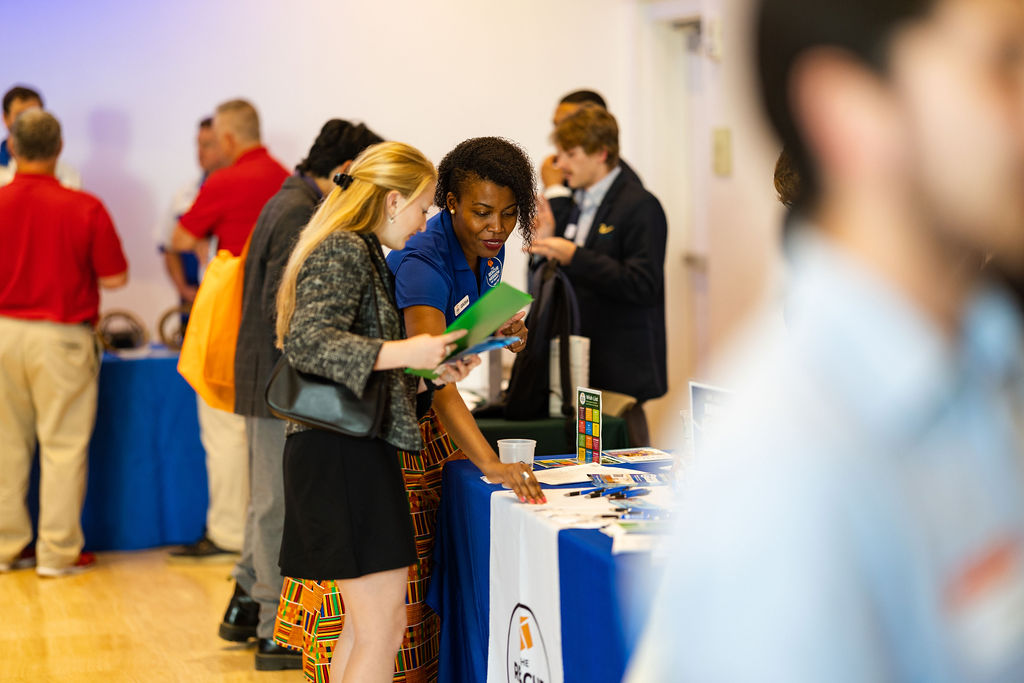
xmin=530 ymin=103 xmax=667 ymax=445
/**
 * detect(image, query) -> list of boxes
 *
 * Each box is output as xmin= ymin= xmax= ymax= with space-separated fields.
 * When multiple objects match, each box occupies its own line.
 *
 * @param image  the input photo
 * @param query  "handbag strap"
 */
xmin=358 ymin=233 xmax=395 ymax=339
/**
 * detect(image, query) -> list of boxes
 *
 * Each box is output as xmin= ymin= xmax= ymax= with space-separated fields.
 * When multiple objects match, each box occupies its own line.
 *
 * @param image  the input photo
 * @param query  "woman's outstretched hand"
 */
xmin=402 ymin=329 xmax=467 ymax=370
xmin=497 ymin=311 xmax=528 ymax=353
xmin=431 ymin=355 xmax=481 ymax=386
xmin=483 ymin=461 xmax=546 ymax=504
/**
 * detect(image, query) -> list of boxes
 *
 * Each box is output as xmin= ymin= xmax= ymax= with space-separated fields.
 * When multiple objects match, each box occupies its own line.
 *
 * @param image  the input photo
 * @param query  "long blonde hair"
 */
xmin=275 ymin=141 xmax=436 ymax=348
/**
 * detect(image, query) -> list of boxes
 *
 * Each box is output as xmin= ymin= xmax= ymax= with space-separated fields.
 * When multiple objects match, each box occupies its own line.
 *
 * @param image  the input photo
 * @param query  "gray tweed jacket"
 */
xmin=282 ymin=230 xmax=422 ymax=451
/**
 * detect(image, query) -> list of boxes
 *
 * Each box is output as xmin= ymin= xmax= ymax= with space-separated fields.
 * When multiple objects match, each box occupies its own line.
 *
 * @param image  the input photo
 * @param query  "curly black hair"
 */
xmin=434 ymin=136 xmax=537 ymax=243
xmin=296 ymin=119 xmax=384 ymax=178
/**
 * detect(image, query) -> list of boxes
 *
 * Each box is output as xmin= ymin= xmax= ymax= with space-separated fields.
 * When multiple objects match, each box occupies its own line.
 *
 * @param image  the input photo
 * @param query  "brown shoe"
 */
xmin=168 ymin=536 xmax=238 ymax=564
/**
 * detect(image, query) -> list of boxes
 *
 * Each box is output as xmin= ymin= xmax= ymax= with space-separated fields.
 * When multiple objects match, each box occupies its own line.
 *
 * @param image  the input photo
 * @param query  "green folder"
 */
xmin=405 ymin=282 xmax=533 ymax=379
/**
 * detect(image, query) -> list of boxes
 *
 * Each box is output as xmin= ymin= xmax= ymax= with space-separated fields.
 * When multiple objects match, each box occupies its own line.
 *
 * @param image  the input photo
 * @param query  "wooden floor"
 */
xmin=0 ymin=549 xmax=302 ymax=682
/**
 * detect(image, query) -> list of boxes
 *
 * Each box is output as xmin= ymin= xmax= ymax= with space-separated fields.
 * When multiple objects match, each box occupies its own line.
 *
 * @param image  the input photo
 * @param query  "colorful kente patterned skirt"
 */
xmin=273 ymin=408 xmax=462 ymax=683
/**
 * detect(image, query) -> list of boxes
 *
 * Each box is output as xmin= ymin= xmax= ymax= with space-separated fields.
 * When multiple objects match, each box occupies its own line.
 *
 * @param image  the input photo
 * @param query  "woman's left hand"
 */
xmin=484 ymin=461 xmax=546 ymax=504
xmin=497 ymin=311 xmax=528 ymax=353
xmin=431 ymin=355 xmax=481 ymax=386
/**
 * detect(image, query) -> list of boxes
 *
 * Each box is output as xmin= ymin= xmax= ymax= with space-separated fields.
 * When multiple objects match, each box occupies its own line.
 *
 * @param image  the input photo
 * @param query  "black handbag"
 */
xmin=264 ymin=236 xmax=390 ymax=437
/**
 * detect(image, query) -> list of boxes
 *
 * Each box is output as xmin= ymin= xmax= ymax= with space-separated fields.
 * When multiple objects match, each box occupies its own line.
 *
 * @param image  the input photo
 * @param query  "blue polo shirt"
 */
xmin=387 ymin=210 xmax=505 ymax=325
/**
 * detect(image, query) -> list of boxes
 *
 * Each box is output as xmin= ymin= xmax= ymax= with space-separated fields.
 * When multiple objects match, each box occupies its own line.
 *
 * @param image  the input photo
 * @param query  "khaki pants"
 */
xmin=0 ymin=316 xmax=99 ymax=569
xmin=196 ymin=396 xmax=248 ymax=551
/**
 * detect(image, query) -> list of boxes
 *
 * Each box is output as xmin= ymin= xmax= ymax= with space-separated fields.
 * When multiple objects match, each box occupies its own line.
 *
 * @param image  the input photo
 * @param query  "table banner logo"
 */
xmin=506 ymin=603 xmax=551 ymax=683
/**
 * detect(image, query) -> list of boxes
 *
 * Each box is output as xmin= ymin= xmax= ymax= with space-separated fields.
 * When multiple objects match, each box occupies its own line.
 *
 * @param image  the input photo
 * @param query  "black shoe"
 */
xmin=218 ymin=582 xmax=259 ymax=642
xmin=168 ymin=535 xmax=238 ymax=564
xmin=255 ymin=638 xmax=302 ymax=671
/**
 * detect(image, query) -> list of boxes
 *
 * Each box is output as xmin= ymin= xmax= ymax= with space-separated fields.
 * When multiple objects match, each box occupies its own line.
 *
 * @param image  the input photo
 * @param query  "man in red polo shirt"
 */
xmin=0 ymin=109 xmax=128 ymax=577
xmin=169 ymin=98 xmax=289 ymax=561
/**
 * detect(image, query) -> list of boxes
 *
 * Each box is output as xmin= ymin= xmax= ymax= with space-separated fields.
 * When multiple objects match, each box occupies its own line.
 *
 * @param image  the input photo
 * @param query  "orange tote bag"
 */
xmin=177 ymin=236 xmax=251 ymax=412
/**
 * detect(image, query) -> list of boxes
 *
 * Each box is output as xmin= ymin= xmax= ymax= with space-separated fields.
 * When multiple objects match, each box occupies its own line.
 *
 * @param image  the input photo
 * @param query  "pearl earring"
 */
xmin=450 ymin=208 xmax=455 ymax=215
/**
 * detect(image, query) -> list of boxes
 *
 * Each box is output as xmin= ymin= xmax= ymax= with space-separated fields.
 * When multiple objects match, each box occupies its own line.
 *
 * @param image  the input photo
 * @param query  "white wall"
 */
xmin=4 ymin=0 xmax=781 ymax=445
xmin=4 ymin=0 xmax=638 ymax=318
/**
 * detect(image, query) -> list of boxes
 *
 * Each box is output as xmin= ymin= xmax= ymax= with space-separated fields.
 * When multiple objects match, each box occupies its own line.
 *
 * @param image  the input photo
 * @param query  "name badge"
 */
xmin=454 ymin=295 xmax=470 ymax=317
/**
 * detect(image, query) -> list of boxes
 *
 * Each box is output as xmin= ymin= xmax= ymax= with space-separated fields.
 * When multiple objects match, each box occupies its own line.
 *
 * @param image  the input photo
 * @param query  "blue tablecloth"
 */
xmin=427 ymin=458 xmax=659 ymax=683
xmin=29 ymin=350 xmax=208 ymax=551
xmin=84 ymin=351 xmax=208 ymax=550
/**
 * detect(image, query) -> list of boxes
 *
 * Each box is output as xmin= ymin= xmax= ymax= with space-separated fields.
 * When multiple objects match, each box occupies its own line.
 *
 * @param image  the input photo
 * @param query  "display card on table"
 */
xmin=576 ymin=387 xmax=602 ymax=464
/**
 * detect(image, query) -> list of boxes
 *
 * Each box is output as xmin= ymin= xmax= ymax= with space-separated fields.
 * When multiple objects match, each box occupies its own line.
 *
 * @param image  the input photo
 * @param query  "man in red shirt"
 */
xmin=168 ymin=99 xmax=289 ymax=561
xmin=0 ymin=109 xmax=128 ymax=577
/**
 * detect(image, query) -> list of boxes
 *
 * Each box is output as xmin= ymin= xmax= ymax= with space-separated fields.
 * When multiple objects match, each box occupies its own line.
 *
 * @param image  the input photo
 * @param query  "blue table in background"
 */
xmin=427 ymin=458 xmax=660 ymax=683
xmin=29 ymin=350 xmax=208 ymax=552
xmin=84 ymin=350 xmax=208 ymax=550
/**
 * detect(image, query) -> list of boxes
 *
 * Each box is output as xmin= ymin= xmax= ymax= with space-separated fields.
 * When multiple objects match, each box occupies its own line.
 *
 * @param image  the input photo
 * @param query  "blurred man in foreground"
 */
xmin=628 ymin=0 xmax=1024 ymax=680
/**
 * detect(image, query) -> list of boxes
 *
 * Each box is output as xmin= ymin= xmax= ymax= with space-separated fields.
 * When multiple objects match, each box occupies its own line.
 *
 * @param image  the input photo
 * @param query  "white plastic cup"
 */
xmin=497 ymin=438 xmax=537 ymax=468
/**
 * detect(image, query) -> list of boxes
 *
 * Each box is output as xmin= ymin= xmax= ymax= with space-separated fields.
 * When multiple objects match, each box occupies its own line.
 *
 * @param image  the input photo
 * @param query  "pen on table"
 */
xmin=598 ymin=485 xmax=632 ymax=497
xmin=566 ymin=486 xmax=603 ymax=497
xmin=610 ymin=488 xmax=650 ymax=500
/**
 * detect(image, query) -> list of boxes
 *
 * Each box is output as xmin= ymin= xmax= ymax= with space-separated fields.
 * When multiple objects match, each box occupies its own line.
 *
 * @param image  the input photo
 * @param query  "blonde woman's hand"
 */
xmin=403 ymin=329 xmax=467 ymax=370
xmin=431 ymin=355 xmax=481 ymax=386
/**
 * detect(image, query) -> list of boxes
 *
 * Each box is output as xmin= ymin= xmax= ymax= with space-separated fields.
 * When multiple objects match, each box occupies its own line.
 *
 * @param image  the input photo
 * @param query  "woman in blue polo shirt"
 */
xmin=385 ymin=137 xmax=543 ymax=678
xmin=389 ymin=137 xmax=543 ymax=488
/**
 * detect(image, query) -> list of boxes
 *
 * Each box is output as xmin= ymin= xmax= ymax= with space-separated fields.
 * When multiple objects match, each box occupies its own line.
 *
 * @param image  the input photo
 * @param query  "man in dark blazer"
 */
xmin=530 ymin=103 xmax=667 ymax=445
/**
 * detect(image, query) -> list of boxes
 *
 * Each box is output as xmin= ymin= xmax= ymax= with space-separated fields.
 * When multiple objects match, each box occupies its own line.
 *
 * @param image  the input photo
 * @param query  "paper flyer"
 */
xmin=532 ymin=458 xmax=582 ymax=470
xmin=588 ymin=472 xmax=668 ymax=486
xmin=600 ymin=447 xmax=672 ymax=463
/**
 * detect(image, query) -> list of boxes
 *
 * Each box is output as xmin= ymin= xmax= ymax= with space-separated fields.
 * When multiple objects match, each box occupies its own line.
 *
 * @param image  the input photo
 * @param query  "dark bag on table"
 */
xmin=501 ymin=259 xmax=582 ymax=421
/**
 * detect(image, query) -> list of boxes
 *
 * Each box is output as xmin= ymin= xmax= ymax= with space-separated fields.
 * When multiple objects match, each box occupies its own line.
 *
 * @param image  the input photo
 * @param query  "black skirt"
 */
xmin=278 ymin=429 xmax=417 ymax=581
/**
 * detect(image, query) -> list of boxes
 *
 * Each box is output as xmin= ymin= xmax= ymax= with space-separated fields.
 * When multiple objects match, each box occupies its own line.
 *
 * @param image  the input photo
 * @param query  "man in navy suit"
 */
xmin=530 ymin=103 xmax=667 ymax=445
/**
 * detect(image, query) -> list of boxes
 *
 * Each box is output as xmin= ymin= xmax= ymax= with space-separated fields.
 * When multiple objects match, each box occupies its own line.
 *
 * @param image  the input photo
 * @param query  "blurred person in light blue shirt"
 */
xmin=626 ymin=0 xmax=1024 ymax=681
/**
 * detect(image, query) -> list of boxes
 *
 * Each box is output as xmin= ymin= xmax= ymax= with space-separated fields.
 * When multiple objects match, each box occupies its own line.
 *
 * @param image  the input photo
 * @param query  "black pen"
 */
xmin=610 ymin=488 xmax=650 ymax=500
xmin=569 ymin=485 xmax=598 ymax=497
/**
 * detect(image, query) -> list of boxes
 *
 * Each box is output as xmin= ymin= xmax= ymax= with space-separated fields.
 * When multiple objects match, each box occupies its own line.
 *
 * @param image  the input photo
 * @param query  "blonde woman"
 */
xmin=274 ymin=141 xmax=475 ymax=683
